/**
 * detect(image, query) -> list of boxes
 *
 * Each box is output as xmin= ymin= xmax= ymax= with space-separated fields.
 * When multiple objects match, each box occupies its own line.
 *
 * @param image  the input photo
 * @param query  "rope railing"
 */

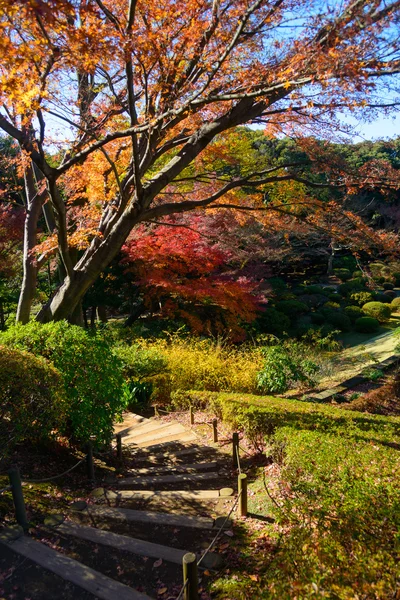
xmin=21 ymin=456 xmax=87 ymax=484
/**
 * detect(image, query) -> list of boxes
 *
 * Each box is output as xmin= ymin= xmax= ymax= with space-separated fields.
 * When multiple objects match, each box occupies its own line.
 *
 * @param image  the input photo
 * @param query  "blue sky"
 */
xmin=346 ymin=115 xmax=400 ymax=142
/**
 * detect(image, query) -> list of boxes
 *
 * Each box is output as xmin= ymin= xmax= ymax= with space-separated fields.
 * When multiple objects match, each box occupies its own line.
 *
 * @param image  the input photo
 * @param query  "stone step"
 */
xmin=124 ymin=423 xmax=188 ymax=444
xmin=132 ymin=444 xmax=215 ymax=463
xmin=0 ymin=532 xmax=152 ymax=600
xmin=138 ymin=432 xmax=197 ymax=449
xmin=101 ymin=488 xmax=234 ymax=501
xmin=117 ymin=472 xmax=222 ymax=488
xmin=126 ymin=461 xmax=218 ymax=475
xmin=57 ymin=522 xmax=187 ymax=565
xmin=117 ymin=419 xmax=175 ymax=440
xmin=82 ymin=505 xmax=216 ymax=530
xmin=114 ymin=413 xmax=150 ymax=436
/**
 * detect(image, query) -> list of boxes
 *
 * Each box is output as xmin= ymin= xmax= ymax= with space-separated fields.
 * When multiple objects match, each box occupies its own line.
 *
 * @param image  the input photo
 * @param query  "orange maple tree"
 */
xmin=0 ymin=0 xmax=400 ymax=322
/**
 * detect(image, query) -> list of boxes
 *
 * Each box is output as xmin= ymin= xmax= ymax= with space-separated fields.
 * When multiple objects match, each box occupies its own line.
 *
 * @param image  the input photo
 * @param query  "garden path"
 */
xmin=0 ymin=413 xmax=237 ymax=599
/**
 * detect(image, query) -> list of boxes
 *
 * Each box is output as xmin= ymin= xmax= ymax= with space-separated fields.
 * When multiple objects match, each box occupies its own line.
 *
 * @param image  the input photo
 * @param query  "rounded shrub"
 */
xmin=344 ymin=305 xmax=363 ymax=322
xmin=0 ymin=346 xmax=66 ymax=455
xmin=349 ymin=291 xmax=374 ymax=307
xmin=310 ymin=312 xmax=325 ymax=325
xmin=373 ymin=292 xmax=391 ymax=304
xmin=325 ymin=311 xmax=351 ymax=332
xmin=383 ymin=282 xmax=394 ymax=290
xmin=384 ymin=290 xmax=396 ymax=300
xmin=333 ymin=268 xmax=352 ymax=281
xmin=275 ymin=300 xmax=309 ymax=319
xmin=304 ymin=285 xmax=325 ymax=295
xmin=0 ymin=321 xmax=126 ymax=446
xmin=323 ymin=301 xmax=340 ymax=310
xmin=256 ymin=344 xmax=319 ymax=393
xmin=298 ymin=293 xmax=328 ymax=309
xmin=255 ymin=308 xmax=290 ymax=337
xmin=362 ymin=302 xmax=391 ymax=323
xmin=338 ymin=280 xmax=364 ymax=296
xmin=329 ymin=293 xmax=342 ymax=302
xmin=352 ymin=270 xmax=363 ymax=278
xmin=391 ymin=297 xmax=400 ymax=311
xmin=355 ymin=317 xmax=380 ymax=333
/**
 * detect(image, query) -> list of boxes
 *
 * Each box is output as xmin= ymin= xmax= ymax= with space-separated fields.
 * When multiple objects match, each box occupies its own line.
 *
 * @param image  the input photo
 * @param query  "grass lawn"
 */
xmin=186 ymin=391 xmax=400 ymax=599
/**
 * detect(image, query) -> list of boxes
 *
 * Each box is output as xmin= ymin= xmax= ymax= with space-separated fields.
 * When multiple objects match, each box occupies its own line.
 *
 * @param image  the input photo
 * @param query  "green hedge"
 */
xmin=362 ymin=301 xmax=391 ymax=323
xmin=0 ymin=322 xmax=126 ymax=446
xmin=355 ymin=316 xmax=380 ymax=333
xmin=0 ymin=346 xmax=66 ymax=457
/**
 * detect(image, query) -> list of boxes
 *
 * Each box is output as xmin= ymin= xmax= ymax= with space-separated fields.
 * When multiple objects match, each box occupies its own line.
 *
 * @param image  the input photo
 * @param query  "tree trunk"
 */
xmin=97 ymin=305 xmax=108 ymax=323
xmin=16 ymin=165 xmax=46 ymax=324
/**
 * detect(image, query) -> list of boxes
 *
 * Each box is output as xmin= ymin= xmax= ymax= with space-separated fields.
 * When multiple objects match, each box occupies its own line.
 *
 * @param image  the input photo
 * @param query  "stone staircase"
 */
xmin=0 ymin=413 xmax=236 ymax=599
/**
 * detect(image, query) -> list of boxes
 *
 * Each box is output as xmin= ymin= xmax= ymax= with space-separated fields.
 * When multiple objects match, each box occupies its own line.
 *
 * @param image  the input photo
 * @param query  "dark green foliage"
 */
xmin=291 ymin=286 xmax=306 ymax=296
xmin=256 ymin=344 xmax=319 ymax=393
xmin=255 ymin=307 xmax=290 ymax=337
xmin=338 ymin=279 xmax=364 ymax=296
xmin=349 ymin=291 xmax=374 ymax=306
xmin=333 ymin=268 xmax=352 ymax=281
xmin=355 ymin=316 xmax=380 ymax=333
xmin=373 ymin=292 xmax=391 ymax=303
xmin=323 ymin=310 xmax=352 ymax=332
xmin=113 ymin=344 xmax=167 ymax=381
xmin=384 ymin=290 xmax=397 ymax=300
xmin=298 ymin=293 xmax=328 ymax=308
xmin=275 ymin=300 xmax=309 ymax=319
xmin=310 ymin=312 xmax=325 ymax=325
xmin=0 ymin=322 xmax=126 ymax=446
xmin=383 ymin=282 xmax=394 ymax=290
xmin=0 ymin=346 xmax=65 ymax=458
xmin=352 ymin=270 xmax=363 ymax=278
xmin=304 ymin=285 xmax=325 ymax=294
xmin=268 ymin=277 xmax=288 ymax=298
xmin=344 ymin=305 xmax=363 ymax=322
xmin=323 ymin=301 xmax=340 ymax=310
xmin=362 ymin=301 xmax=391 ymax=322
xmin=329 ymin=293 xmax=342 ymax=302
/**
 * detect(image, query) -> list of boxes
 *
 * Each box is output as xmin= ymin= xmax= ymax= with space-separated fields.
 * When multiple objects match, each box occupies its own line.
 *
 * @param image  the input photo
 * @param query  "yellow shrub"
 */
xmin=135 ymin=336 xmax=263 ymax=402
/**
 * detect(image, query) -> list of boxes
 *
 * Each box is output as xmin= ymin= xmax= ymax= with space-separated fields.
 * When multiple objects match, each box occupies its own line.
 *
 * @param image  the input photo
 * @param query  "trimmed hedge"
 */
xmin=275 ymin=300 xmax=309 ymax=319
xmin=349 ymin=291 xmax=374 ymax=307
xmin=383 ymin=282 xmax=394 ymax=290
xmin=384 ymin=290 xmax=397 ymax=300
xmin=255 ymin=307 xmax=290 ymax=337
xmin=373 ymin=292 xmax=391 ymax=303
xmin=362 ymin=301 xmax=391 ymax=323
xmin=333 ymin=268 xmax=352 ymax=281
xmin=391 ymin=297 xmax=400 ymax=310
xmin=344 ymin=305 xmax=363 ymax=322
xmin=355 ymin=316 xmax=380 ymax=333
xmin=0 ymin=346 xmax=66 ymax=455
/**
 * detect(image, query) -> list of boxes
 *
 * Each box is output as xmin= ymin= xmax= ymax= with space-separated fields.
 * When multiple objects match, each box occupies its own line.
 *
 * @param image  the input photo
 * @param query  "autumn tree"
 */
xmin=1 ymin=0 xmax=400 ymax=323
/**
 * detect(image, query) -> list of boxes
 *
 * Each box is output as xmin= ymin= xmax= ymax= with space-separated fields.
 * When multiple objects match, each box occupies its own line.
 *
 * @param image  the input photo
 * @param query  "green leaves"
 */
xmin=256 ymin=344 xmax=319 ymax=394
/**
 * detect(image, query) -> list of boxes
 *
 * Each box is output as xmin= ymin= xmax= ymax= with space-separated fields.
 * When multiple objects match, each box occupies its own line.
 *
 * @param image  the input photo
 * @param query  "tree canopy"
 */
xmin=0 ymin=0 xmax=400 ymax=323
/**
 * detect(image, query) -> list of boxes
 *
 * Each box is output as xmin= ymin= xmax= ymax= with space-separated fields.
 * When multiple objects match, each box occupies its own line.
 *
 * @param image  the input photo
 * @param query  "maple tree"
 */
xmin=0 ymin=0 xmax=400 ymax=323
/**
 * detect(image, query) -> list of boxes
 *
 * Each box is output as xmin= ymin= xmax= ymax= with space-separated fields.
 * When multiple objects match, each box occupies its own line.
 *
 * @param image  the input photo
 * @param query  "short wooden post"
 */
xmin=238 ymin=473 xmax=248 ymax=517
xmin=182 ymin=552 xmax=199 ymax=600
xmin=189 ymin=404 xmax=194 ymax=425
xmin=8 ymin=467 xmax=28 ymax=530
xmin=154 ymin=404 xmax=159 ymax=417
xmin=212 ymin=418 xmax=218 ymax=443
xmin=116 ymin=433 xmax=122 ymax=462
xmin=232 ymin=432 xmax=239 ymax=468
xmin=86 ymin=442 xmax=95 ymax=482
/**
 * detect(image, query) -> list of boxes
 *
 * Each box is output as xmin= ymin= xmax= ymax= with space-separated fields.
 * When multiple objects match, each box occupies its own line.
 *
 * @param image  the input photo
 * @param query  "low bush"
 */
xmin=355 ymin=316 xmax=380 ymax=333
xmin=298 ymin=293 xmax=328 ymax=308
xmin=329 ymin=293 xmax=342 ymax=302
xmin=383 ymin=282 xmax=394 ymax=290
xmin=310 ymin=312 xmax=325 ymax=325
xmin=255 ymin=307 xmax=290 ymax=337
xmin=352 ymin=270 xmax=363 ymax=278
xmin=113 ymin=344 xmax=167 ymax=381
xmin=323 ymin=301 xmax=340 ymax=310
xmin=384 ymin=290 xmax=397 ymax=300
xmin=362 ymin=301 xmax=391 ymax=323
xmin=321 ymin=308 xmax=352 ymax=332
xmin=349 ymin=291 xmax=374 ymax=306
xmin=333 ymin=268 xmax=352 ymax=281
xmin=0 ymin=322 xmax=126 ymax=446
xmin=304 ymin=285 xmax=325 ymax=294
xmin=0 ymin=346 xmax=66 ymax=459
xmin=373 ymin=292 xmax=391 ymax=303
xmin=391 ymin=297 xmax=400 ymax=310
xmin=344 ymin=305 xmax=363 ymax=322
xmin=275 ymin=300 xmax=309 ymax=319
xmin=256 ymin=344 xmax=319 ymax=393
xmin=338 ymin=279 xmax=364 ymax=296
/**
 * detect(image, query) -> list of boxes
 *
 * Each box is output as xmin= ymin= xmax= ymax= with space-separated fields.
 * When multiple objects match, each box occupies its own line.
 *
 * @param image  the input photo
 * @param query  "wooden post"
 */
xmin=232 ymin=432 xmax=239 ymax=468
xmin=86 ymin=442 xmax=95 ymax=482
xmin=182 ymin=552 xmax=199 ymax=600
xmin=189 ymin=404 xmax=194 ymax=425
xmin=212 ymin=418 xmax=218 ymax=443
xmin=8 ymin=467 xmax=28 ymax=530
xmin=154 ymin=404 xmax=159 ymax=417
xmin=116 ymin=434 xmax=122 ymax=462
xmin=238 ymin=473 xmax=248 ymax=517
